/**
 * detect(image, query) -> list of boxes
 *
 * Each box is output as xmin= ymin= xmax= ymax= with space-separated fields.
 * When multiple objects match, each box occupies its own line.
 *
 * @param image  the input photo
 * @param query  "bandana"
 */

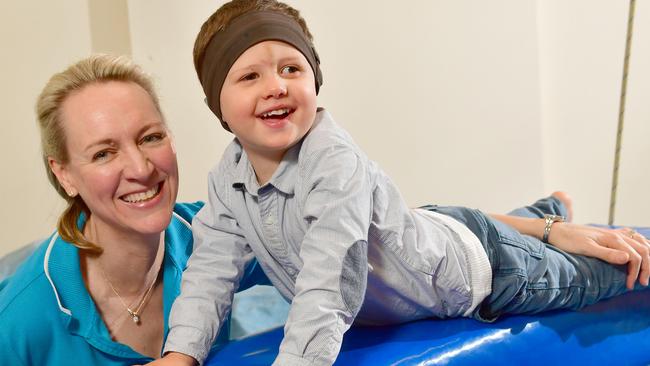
xmin=199 ymin=10 xmax=323 ymax=131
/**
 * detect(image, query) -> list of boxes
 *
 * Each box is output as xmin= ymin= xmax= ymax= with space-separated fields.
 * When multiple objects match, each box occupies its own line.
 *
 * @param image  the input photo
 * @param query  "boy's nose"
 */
xmin=263 ymin=76 xmax=287 ymax=99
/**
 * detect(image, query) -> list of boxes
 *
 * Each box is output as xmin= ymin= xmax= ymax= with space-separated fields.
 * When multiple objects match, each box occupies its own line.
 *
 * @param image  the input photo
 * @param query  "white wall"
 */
xmin=88 ymin=0 xmax=132 ymax=55
xmin=127 ymin=0 xmax=545 ymax=214
xmin=1 ymin=0 xmax=647 ymax=256
xmin=616 ymin=0 xmax=650 ymax=227
xmin=126 ymin=0 xmax=648 ymax=226
xmin=538 ymin=0 xmax=649 ymax=226
xmin=0 ymin=0 xmax=93 ymax=256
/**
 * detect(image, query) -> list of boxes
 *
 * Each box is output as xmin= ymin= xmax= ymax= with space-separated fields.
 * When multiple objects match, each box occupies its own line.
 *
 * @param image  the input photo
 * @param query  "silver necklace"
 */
xmin=100 ymin=264 xmax=159 ymax=324
xmin=98 ymin=235 xmax=165 ymax=324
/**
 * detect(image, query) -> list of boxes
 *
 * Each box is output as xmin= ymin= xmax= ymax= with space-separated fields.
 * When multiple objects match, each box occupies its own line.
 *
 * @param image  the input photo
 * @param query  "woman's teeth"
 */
xmin=122 ymin=185 xmax=160 ymax=203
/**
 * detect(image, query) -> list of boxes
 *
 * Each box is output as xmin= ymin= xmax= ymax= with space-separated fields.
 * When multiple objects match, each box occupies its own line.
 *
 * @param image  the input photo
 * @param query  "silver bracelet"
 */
xmin=542 ymin=214 xmax=565 ymax=243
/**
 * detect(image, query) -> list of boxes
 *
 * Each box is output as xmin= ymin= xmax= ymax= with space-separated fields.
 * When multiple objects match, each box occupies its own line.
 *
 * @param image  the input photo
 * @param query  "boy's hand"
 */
xmin=135 ymin=352 xmax=198 ymax=366
xmin=548 ymin=223 xmax=650 ymax=289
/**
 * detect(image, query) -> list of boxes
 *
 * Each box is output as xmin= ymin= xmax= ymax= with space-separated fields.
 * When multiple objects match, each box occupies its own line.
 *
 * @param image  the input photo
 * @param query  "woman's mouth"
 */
xmin=120 ymin=182 xmax=162 ymax=203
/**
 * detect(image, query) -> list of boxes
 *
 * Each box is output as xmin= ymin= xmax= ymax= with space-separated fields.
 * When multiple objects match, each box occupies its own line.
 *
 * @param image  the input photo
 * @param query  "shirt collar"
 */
xmin=161 ymin=211 xmax=193 ymax=338
xmin=231 ymin=140 xmax=300 ymax=196
xmin=45 ymin=234 xmax=93 ymax=333
xmin=232 ymin=147 xmax=261 ymax=196
xmin=267 ymin=142 xmax=299 ymax=195
xmin=46 ymin=233 xmax=144 ymax=357
xmin=45 ymin=210 xmax=192 ymax=359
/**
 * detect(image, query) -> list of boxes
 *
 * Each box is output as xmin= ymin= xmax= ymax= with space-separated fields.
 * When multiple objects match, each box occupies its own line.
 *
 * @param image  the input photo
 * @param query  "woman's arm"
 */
xmin=489 ymin=213 xmax=650 ymax=289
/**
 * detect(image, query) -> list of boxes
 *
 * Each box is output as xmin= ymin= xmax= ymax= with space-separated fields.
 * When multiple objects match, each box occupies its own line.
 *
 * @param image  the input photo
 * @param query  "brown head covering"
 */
xmin=199 ymin=10 xmax=323 ymax=131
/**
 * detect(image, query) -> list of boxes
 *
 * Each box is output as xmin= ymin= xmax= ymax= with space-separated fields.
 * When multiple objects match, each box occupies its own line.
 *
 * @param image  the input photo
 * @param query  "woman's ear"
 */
xmin=48 ymin=157 xmax=78 ymax=197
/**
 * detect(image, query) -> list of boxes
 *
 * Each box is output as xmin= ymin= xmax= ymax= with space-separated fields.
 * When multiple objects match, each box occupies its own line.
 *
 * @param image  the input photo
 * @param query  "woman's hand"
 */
xmin=548 ymin=223 xmax=650 ymax=289
xmin=135 ymin=352 xmax=198 ymax=366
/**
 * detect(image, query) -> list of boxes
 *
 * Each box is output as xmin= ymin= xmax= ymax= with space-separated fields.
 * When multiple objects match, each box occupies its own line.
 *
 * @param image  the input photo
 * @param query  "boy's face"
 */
xmin=220 ymin=40 xmax=317 ymax=162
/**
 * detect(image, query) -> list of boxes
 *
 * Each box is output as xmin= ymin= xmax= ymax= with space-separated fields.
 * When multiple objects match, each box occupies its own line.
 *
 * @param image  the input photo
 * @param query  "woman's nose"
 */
xmin=123 ymin=148 xmax=154 ymax=180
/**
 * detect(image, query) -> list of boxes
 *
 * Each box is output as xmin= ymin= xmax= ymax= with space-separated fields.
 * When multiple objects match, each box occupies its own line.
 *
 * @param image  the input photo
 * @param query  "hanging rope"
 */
xmin=609 ymin=0 xmax=636 ymax=225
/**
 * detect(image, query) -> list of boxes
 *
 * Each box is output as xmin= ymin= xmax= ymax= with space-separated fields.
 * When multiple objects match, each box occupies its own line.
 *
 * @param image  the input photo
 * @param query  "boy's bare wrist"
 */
xmin=163 ymin=352 xmax=198 ymax=366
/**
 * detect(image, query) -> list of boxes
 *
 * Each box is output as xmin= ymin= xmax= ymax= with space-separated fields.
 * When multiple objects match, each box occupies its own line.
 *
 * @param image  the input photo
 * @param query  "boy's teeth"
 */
xmin=122 ymin=185 xmax=159 ymax=203
xmin=262 ymin=108 xmax=289 ymax=118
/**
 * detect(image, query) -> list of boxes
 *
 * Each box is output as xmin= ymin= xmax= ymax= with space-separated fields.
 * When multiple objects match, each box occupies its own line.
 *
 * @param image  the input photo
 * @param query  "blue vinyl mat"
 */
xmin=207 ymin=227 xmax=650 ymax=366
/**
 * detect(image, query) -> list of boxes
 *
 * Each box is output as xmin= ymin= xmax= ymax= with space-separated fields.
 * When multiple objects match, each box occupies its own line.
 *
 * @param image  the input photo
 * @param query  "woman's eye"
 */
xmin=280 ymin=65 xmax=299 ymax=75
xmin=92 ymin=150 xmax=110 ymax=161
xmin=240 ymin=73 xmax=259 ymax=81
xmin=141 ymin=133 xmax=164 ymax=144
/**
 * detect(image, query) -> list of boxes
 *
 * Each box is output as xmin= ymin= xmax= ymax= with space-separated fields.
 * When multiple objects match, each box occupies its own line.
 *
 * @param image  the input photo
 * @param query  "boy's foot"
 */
xmin=551 ymin=191 xmax=573 ymax=222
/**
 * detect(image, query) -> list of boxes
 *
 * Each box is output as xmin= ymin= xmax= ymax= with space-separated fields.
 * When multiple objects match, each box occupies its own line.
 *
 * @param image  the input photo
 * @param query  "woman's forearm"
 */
xmin=488 ymin=213 xmax=548 ymax=240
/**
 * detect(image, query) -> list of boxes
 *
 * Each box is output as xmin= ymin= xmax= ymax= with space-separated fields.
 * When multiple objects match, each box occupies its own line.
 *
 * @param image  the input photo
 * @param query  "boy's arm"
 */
xmin=274 ymin=148 xmax=372 ymax=366
xmin=163 ymin=171 xmax=254 ymax=365
xmin=140 ymin=352 xmax=197 ymax=366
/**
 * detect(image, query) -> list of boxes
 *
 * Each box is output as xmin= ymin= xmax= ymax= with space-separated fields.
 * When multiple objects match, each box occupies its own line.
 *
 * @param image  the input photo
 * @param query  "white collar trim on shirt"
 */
xmin=43 ymin=211 xmax=190 ymax=317
xmin=43 ymin=233 xmax=72 ymax=316
xmin=172 ymin=211 xmax=191 ymax=230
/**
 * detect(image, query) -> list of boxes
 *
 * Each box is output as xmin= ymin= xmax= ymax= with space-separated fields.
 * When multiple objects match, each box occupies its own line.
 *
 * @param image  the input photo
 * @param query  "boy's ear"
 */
xmin=48 ymin=157 xmax=78 ymax=197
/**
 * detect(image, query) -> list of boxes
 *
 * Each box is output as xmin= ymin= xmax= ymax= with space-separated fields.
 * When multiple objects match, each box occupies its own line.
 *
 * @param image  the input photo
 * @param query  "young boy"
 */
xmin=156 ymin=1 xmax=649 ymax=365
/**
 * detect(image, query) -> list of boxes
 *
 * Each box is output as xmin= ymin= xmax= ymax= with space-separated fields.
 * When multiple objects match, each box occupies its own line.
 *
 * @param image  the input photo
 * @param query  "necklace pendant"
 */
xmin=127 ymin=308 xmax=141 ymax=324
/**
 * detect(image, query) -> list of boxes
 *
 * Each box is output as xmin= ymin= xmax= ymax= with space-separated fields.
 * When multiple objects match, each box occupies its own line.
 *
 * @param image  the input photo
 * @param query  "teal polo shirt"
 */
xmin=0 ymin=202 xmax=269 ymax=366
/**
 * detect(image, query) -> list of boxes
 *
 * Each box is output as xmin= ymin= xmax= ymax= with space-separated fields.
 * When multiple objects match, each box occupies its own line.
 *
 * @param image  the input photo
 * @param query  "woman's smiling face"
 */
xmin=51 ymin=81 xmax=179 ymax=239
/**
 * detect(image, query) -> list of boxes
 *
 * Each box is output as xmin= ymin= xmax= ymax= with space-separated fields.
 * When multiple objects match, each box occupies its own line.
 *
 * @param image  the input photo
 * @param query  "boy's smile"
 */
xmin=257 ymin=105 xmax=294 ymax=128
xmin=220 ymin=40 xmax=318 ymax=177
xmin=257 ymin=106 xmax=294 ymax=127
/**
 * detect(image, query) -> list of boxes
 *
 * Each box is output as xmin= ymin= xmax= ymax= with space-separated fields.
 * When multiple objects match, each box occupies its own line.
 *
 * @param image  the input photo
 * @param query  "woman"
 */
xmin=0 ymin=54 xmax=269 ymax=365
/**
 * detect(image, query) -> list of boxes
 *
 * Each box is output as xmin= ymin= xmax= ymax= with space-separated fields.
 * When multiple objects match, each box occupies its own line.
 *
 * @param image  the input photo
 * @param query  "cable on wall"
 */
xmin=609 ymin=0 xmax=636 ymax=225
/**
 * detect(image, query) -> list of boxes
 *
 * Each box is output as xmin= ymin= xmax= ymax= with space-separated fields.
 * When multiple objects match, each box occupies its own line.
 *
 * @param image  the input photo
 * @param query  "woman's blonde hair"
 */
xmin=36 ymin=54 xmax=162 ymax=253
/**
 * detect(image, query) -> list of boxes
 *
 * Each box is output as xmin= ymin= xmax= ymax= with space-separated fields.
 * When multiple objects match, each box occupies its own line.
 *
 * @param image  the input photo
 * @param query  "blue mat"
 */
xmin=207 ymin=227 xmax=650 ymax=366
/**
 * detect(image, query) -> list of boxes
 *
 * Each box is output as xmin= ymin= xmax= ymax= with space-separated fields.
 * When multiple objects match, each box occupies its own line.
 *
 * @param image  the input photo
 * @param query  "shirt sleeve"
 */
xmin=274 ymin=146 xmax=372 ymax=366
xmin=164 ymin=170 xmax=254 ymax=364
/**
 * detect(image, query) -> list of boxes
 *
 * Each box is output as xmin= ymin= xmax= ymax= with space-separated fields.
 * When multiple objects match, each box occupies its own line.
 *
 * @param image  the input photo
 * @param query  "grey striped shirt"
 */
xmin=165 ymin=109 xmax=491 ymax=366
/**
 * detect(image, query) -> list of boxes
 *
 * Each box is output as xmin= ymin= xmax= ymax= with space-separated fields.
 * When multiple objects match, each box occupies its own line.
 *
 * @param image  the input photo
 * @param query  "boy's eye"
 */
xmin=280 ymin=65 xmax=299 ymax=75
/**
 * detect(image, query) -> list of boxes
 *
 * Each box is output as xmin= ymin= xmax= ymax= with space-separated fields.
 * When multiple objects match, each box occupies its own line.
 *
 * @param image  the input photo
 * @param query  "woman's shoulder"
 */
xmin=173 ymin=201 xmax=205 ymax=223
xmin=0 ymin=237 xmax=60 ymax=329
xmin=165 ymin=202 xmax=205 ymax=264
xmin=0 ymin=238 xmax=44 ymax=283
xmin=0 ymin=250 xmax=116 ymax=366
xmin=0 ymin=238 xmax=51 ymax=296
xmin=0 ymin=282 xmax=60 ymax=366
